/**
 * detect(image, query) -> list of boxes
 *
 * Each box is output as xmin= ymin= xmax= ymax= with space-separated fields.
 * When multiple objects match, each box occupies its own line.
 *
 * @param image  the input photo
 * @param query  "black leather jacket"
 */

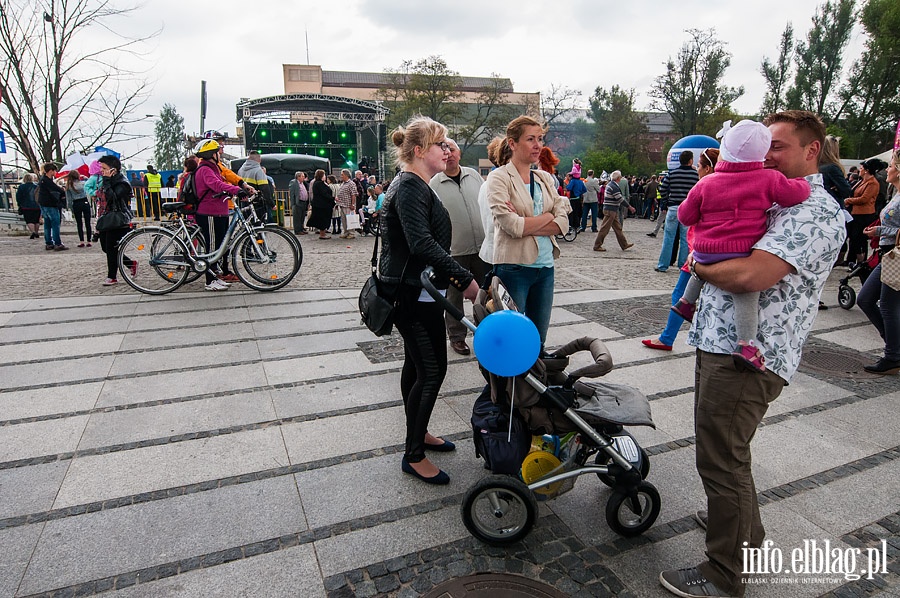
xmin=378 ymin=172 xmax=473 ymax=291
xmin=37 ymin=175 xmax=65 ymax=209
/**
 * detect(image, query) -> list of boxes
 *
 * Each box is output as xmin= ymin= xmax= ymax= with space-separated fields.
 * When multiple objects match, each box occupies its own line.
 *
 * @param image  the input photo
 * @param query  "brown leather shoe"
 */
xmin=450 ymin=340 xmax=470 ymax=355
xmin=594 ymin=247 xmax=606 ymax=252
xmin=623 ymin=243 xmax=634 ymax=250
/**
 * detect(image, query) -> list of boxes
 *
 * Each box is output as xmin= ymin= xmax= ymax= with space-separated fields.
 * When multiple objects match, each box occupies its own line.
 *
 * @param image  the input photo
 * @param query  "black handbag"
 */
xmin=358 ymin=224 xmax=407 ymax=336
xmin=95 ymin=210 xmax=130 ymax=232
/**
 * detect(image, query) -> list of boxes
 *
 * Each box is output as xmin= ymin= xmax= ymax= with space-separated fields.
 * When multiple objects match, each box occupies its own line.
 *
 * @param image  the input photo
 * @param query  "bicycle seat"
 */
xmin=161 ymin=202 xmax=186 ymax=213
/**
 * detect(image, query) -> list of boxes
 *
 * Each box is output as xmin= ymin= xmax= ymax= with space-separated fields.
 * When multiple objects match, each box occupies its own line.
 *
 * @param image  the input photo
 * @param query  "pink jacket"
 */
xmin=677 ymin=161 xmax=809 ymax=254
xmin=195 ymin=159 xmax=243 ymax=216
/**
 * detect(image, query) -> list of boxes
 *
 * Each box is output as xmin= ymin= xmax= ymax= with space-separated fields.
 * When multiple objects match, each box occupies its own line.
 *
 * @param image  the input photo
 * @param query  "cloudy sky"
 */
xmin=39 ymin=0 xmax=870 ymax=165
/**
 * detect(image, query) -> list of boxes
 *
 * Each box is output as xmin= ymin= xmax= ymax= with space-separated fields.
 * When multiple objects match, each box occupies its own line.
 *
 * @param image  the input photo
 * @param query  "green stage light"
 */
xmin=311 ymin=131 xmax=318 ymax=138
xmin=318 ymin=148 xmax=326 ymax=155
xmin=347 ymin=149 xmax=354 ymax=156
xmin=340 ymin=131 xmax=347 ymax=139
xmin=292 ymin=131 xmax=299 ymax=138
xmin=286 ymin=148 xmax=293 ymax=154
xmin=260 ymin=130 xmax=267 ymax=137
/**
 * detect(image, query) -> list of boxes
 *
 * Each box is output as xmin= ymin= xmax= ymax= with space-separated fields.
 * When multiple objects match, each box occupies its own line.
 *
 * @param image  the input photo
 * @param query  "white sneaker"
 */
xmin=205 ymin=279 xmax=229 ymax=291
xmin=216 ymin=278 xmax=231 ymax=287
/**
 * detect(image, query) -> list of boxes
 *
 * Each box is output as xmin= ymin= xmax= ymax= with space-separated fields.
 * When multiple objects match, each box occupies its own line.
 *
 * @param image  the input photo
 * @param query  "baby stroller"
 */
xmin=838 ymin=234 xmax=881 ymax=310
xmin=420 ymin=268 xmax=661 ymax=546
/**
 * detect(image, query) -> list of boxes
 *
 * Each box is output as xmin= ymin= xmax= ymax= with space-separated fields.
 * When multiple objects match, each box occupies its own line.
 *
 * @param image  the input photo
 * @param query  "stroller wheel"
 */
xmin=563 ymin=227 xmax=578 ymax=242
xmin=461 ymin=475 xmax=537 ymax=546
xmin=606 ymin=480 xmax=661 ymax=537
xmin=595 ymin=447 xmax=650 ymax=487
xmin=838 ymin=285 xmax=856 ymax=310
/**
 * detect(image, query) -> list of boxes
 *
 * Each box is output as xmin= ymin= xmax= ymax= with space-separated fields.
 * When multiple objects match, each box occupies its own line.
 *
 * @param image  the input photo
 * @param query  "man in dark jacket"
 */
xmin=37 ymin=163 xmax=68 ymax=251
xmin=655 ymin=152 xmax=699 ymax=272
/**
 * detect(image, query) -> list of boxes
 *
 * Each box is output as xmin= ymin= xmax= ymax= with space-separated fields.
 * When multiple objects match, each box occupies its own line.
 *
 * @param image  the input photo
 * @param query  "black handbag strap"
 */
xmin=371 ymin=214 xmax=408 ymax=303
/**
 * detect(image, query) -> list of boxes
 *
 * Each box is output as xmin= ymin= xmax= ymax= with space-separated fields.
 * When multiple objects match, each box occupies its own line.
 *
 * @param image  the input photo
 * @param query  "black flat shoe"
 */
xmin=864 ymin=358 xmax=900 ymax=375
xmin=401 ymin=457 xmax=449 ymax=485
xmin=424 ymin=439 xmax=456 ymax=452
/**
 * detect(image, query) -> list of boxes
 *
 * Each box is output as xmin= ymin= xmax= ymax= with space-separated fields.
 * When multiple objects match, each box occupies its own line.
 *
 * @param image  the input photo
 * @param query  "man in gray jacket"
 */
xmin=581 ymin=170 xmax=601 ymax=232
xmin=429 ymin=139 xmax=487 ymax=355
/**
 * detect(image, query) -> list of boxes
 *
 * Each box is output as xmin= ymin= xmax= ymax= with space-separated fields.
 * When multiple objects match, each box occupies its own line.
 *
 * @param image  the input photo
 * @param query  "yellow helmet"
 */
xmin=194 ymin=139 xmax=220 ymax=158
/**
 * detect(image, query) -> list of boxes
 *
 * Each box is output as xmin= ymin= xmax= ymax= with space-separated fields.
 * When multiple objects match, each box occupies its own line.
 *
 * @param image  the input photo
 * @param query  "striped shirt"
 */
xmin=603 ymin=180 xmax=628 ymax=211
xmin=659 ymin=165 xmax=699 ymax=206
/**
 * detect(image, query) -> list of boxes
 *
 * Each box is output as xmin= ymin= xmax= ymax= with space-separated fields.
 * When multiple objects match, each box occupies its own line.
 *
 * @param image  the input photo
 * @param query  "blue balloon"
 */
xmin=473 ymin=310 xmax=541 ymax=377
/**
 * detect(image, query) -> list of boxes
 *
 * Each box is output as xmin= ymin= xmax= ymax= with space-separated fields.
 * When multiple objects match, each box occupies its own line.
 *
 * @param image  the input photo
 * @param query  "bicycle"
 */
xmin=157 ymin=197 xmax=302 ymax=285
xmin=116 ymin=195 xmax=302 ymax=295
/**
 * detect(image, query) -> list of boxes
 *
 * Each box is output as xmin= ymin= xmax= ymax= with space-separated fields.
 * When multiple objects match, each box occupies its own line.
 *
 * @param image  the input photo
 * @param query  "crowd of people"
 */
xmin=8 ymin=106 xmax=898 ymax=597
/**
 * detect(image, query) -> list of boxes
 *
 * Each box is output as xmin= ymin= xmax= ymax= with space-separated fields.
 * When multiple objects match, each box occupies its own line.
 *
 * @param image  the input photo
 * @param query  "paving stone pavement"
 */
xmin=0 ymin=217 xmax=898 ymax=597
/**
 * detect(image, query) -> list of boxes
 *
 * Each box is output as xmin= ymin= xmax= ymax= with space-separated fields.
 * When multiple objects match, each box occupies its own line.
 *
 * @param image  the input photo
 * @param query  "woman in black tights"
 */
xmin=379 ymin=116 xmax=479 ymax=485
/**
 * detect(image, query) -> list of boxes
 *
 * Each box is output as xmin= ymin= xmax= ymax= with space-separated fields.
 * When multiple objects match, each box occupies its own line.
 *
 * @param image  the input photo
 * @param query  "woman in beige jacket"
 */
xmin=485 ymin=116 xmax=571 ymax=345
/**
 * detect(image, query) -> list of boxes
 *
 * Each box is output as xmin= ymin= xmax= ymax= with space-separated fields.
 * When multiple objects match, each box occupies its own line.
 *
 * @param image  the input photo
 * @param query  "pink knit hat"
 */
xmin=717 ymin=120 xmax=772 ymax=163
xmin=88 ymin=161 xmax=102 ymax=175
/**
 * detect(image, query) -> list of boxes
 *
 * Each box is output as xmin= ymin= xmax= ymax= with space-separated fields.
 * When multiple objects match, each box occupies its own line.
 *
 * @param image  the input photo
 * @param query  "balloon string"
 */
xmin=508 ymin=378 xmax=515 ymax=442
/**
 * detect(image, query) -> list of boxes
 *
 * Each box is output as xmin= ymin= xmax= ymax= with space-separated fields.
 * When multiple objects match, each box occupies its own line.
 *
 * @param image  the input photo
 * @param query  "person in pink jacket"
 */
xmin=672 ymin=120 xmax=810 ymax=372
xmin=193 ymin=139 xmax=245 ymax=291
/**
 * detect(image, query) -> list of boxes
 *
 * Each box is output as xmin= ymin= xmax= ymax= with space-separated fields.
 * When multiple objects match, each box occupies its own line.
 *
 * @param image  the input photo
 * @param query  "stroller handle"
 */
xmin=420 ymin=267 xmax=473 ymax=330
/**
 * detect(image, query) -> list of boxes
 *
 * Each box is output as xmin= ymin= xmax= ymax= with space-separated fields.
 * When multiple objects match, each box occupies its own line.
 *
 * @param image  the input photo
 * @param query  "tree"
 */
xmin=649 ymin=28 xmax=744 ymax=136
xmin=376 ymin=56 xmax=463 ymax=130
xmin=785 ymin=0 xmax=855 ymax=120
xmin=759 ymin=23 xmax=795 ymax=116
xmin=588 ymin=85 xmax=650 ymax=169
xmin=583 ymin=147 xmax=634 ymax=178
xmin=835 ymin=0 xmax=900 ymax=155
xmin=152 ymin=104 xmax=186 ymax=171
xmin=453 ymin=74 xmax=522 ymax=161
xmin=0 ymin=0 xmax=156 ymax=172
xmin=542 ymin=84 xmax=583 ymax=127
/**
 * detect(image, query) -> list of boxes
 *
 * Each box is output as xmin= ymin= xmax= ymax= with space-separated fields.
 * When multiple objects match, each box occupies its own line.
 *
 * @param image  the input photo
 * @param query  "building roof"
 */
xmin=322 ymin=70 xmax=514 ymax=93
xmin=642 ymin=111 xmax=675 ymax=134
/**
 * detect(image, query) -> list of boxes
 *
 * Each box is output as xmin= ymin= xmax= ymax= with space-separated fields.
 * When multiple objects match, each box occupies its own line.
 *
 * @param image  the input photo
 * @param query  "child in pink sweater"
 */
xmin=673 ymin=120 xmax=810 ymax=372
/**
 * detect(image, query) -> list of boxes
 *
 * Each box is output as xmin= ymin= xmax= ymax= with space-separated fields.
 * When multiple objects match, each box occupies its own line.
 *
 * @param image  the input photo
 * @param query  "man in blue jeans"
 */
xmin=37 ymin=163 xmax=68 ymax=251
xmin=655 ymin=152 xmax=698 ymax=272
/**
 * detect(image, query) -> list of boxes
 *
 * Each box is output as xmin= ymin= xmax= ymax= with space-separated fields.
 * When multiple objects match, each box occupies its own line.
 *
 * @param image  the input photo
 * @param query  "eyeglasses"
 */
xmin=433 ymin=141 xmax=451 ymax=152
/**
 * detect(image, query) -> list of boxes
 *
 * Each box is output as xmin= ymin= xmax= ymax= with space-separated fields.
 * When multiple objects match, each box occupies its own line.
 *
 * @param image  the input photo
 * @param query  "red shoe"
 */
xmin=221 ymin=274 xmax=240 ymax=283
xmin=733 ymin=341 xmax=766 ymax=373
xmin=642 ymin=339 xmax=673 ymax=351
xmin=670 ymin=299 xmax=696 ymax=322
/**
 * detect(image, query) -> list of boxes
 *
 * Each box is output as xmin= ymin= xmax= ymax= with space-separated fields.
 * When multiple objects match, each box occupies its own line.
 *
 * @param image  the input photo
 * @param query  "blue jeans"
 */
xmin=41 ymin=207 xmax=61 ymax=246
xmin=858 ymin=263 xmax=900 ymax=361
xmin=659 ymin=270 xmax=691 ymax=346
xmin=580 ymin=202 xmax=599 ymax=231
xmin=656 ymin=206 xmax=688 ymax=271
xmin=493 ymin=264 xmax=554 ymax=345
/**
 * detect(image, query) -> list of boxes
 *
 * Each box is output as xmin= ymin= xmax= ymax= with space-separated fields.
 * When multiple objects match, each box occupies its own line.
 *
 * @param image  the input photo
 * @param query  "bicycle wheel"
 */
xmin=263 ymin=224 xmax=301 ymax=271
xmin=118 ymin=227 xmax=191 ymax=295
xmin=230 ymin=228 xmax=300 ymax=291
xmin=157 ymin=220 xmax=205 ymax=284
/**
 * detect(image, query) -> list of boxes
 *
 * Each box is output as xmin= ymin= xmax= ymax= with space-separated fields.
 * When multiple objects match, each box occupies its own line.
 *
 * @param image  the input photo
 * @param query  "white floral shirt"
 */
xmin=687 ymin=173 xmax=846 ymax=382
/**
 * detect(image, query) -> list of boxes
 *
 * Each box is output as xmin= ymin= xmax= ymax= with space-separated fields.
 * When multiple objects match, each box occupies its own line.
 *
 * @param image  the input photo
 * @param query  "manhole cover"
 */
xmin=625 ymin=305 xmax=671 ymax=324
xmin=423 ymin=573 xmax=568 ymax=598
xmin=799 ymin=346 xmax=878 ymax=379
xmin=358 ymin=335 xmax=405 ymax=363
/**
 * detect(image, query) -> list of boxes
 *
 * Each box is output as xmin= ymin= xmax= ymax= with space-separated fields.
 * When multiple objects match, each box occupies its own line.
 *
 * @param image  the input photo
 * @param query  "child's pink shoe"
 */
xmin=670 ymin=299 xmax=696 ymax=322
xmin=733 ymin=341 xmax=766 ymax=373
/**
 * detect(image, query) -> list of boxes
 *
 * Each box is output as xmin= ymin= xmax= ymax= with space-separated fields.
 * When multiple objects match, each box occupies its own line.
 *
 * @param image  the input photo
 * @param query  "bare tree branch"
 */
xmin=0 ymin=0 xmax=157 ymax=171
